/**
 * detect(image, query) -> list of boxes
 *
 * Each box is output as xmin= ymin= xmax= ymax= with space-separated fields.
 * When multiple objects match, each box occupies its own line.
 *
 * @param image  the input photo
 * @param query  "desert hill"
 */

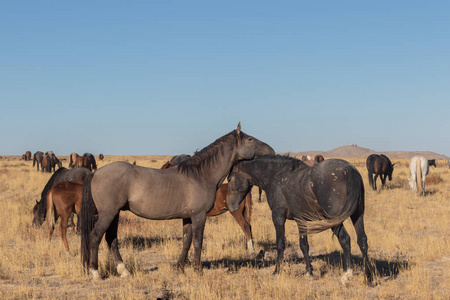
xmin=287 ymin=145 xmax=449 ymax=160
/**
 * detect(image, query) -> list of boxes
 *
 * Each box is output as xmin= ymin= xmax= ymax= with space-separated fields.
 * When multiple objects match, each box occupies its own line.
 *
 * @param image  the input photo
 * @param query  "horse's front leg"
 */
xmin=176 ymin=218 xmax=193 ymax=272
xmin=272 ymin=208 xmax=286 ymax=275
xmin=191 ymin=213 xmax=207 ymax=273
xmin=230 ymin=209 xmax=254 ymax=254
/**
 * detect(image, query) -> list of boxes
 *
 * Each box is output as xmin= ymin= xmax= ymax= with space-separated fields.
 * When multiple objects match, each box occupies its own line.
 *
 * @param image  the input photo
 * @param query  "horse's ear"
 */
xmin=392 ymin=163 xmax=395 ymax=167
xmin=236 ymin=122 xmax=241 ymax=134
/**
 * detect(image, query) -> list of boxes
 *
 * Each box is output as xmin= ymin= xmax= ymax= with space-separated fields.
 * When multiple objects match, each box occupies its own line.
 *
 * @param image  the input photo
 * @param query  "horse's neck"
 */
xmin=201 ymin=151 xmax=237 ymax=188
xmin=242 ymin=161 xmax=284 ymax=190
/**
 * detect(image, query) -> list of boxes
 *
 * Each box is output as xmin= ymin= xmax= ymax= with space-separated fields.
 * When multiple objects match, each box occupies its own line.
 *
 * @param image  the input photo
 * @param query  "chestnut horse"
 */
xmin=99 ymin=154 xmax=104 ymax=160
xmin=314 ymin=155 xmax=324 ymax=163
xmin=161 ymin=159 xmax=254 ymax=251
xmin=75 ymin=156 xmax=91 ymax=170
xmin=46 ymin=181 xmax=85 ymax=251
xmin=69 ymin=153 xmax=79 ymax=168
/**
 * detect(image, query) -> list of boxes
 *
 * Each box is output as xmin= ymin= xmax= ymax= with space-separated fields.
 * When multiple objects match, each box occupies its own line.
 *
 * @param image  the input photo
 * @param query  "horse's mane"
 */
xmin=177 ymin=130 xmax=246 ymax=177
xmin=254 ymin=154 xmax=307 ymax=173
xmin=39 ymin=167 xmax=68 ymax=204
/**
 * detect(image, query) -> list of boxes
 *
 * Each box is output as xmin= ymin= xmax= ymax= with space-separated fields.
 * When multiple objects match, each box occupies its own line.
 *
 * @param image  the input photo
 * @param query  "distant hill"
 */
xmin=286 ymin=145 xmax=449 ymax=160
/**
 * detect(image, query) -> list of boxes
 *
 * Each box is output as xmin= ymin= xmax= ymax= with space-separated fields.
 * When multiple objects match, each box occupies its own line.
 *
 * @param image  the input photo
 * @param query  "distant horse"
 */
xmin=448 ymin=159 xmax=450 ymax=169
xmin=99 ymin=154 xmax=104 ymax=160
xmin=33 ymin=151 xmax=44 ymax=171
xmin=314 ymin=155 xmax=324 ymax=163
xmin=32 ymin=167 xmax=91 ymax=227
xmin=46 ymin=181 xmax=86 ymax=251
xmin=80 ymin=123 xmax=274 ymax=280
xmin=227 ymin=155 xmax=374 ymax=284
xmin=69 ymin=153 xmax=79 ymax=168
xmin=45 ymin=151 xmax=62 ymax=172
xmin=428 ymin=159 xmax=436 ymax=168
xmin=75 ymin=156 xmax=91 ymax=170
xmin=366 ymin=154 xmax=395 ymax=191
xmin=22 ymin=151 xmax=32 ymax=161
xmin=160 ymin=154 xmax=193 ymax=169
xmin=83 ymin=153 xmax=97 ymax=170
xmin=161 ymin=157 xmax=255 ymax=252
xmin=409 ymin=156 xmax=429 ymax=196
xmin=41 ymin=154 xmax=52 ymax=173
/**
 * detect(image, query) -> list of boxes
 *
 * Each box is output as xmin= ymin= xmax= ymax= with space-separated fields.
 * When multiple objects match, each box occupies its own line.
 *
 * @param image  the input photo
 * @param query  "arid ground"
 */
xmin=0 ymin=154 xmax=449 ymax=299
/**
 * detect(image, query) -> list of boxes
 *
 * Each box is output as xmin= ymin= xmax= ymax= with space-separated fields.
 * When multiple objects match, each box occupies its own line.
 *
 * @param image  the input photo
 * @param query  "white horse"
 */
xmin=409 ymin=156 xmax=429 ymax=196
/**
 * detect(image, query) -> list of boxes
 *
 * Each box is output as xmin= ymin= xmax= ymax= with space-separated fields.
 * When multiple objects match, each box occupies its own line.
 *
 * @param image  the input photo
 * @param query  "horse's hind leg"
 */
xmin=351 ymin=212 xmax=374 ymax=284
xmin=191 ymin=213 xmax=207 ymax=273
xmin=176 ymin=218 xmax=193 ymax=272
xmin=105 ymin=213 xmax=129 ymax=278
xmin=230 ymin=209 xmax=254 ymax=254
xmin=60 ymin=211 xmax=70 ymax=252
xmin=332 ymin=224 xmax=353 ymax=284
xmin=373 ymin=174 xmax=378 ymax=190
xmin=297 ymin=228 xmax=312 ymax=276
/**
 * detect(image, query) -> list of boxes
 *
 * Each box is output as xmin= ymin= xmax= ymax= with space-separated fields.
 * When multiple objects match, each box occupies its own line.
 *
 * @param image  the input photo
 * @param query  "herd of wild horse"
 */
xmin=26 ymin=124 xmax=442 ymax=285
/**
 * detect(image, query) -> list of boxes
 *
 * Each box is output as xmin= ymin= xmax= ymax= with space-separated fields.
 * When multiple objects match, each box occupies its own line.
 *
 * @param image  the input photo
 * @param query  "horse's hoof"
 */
xmin=117 ymin=263 xmax=130 ymax=278
xmin=89 ymin=268 xmax=100 ymax=281
xmin=340 ymin=269 xmax=353 ymax=285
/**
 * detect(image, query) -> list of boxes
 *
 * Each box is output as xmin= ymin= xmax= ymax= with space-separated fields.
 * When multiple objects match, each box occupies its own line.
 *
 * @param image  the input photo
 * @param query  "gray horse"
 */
xmin=80 ymin=123 xmax=274 ymax=280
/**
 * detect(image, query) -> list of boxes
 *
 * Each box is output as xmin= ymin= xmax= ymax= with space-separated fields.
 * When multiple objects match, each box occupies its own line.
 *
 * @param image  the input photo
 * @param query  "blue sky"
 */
xmin=1 ymin=1 xmax=449 ymax=156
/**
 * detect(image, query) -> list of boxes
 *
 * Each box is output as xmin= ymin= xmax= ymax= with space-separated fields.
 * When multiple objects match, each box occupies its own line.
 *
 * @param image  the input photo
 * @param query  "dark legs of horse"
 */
xmin=272 ymin=209 xmax=286 ymax=275
xmin=191 ymin=213 xmax=207 ymax=273
xmin=230 ymin=209 xmax=254 ymax=253
xmin=258 ymin=188 xmax=263 ymax=202
xmin=332 ymin=224 xmax=353 ymax=284
xmin=105 ymin=213 xmax=129 ymax=277
xmin=373 ymin=174 xmax=378 ymax=190
xmin=351 ymin=213 xmax=374 ymax=284
xmin=380 ymin=174 xmax=387 ymax=188
xmin=177 ymin=218 xmax=193 ymax=272
xmin=298 ymin=230 xmax=312 ymax=276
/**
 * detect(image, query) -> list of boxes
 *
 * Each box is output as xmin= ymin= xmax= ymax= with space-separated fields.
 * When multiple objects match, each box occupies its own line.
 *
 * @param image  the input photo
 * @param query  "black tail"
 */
xmin=80 ymin=172 xmax=95 ymax=271
xmin=33 ymin=153 xmax=36 ymax=167
xmin=367 ymin=158 xmax=375 ymax=190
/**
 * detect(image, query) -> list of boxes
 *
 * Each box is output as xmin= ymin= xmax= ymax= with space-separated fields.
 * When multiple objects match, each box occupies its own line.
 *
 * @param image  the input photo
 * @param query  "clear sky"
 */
xmin=1 ymin=1 xmax=449 ymax=156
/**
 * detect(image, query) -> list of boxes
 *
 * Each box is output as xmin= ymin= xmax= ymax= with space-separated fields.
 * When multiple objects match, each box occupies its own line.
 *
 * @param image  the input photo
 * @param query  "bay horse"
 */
xmin=161 ymin=157 xmax=255 ymax=252
xmin=44 ymin=151 xmax=63 ymax=172
xmin=75 ymin=156 xmax=92 ymax=170
xmin=41 ymin=153 xmax=52 ymax=173
xmin=99 ymin=154 xmax=104 ymax=160
xmin=32 ymin=167 xmax=91 ymax=227
xmin=33 ymin=151 xmax=44 ymax=171
xmin=314 ymin=154 xmax=324 ymax=163
xmin=22 ymin=151 xmax=32 ymax=161
xmin=46 ymin=181 xmax=86 ymax=251
xmin=69 ymin=153 xmax=79 ymax=168
xmin=83 ymin=153 xmax=97 ymax=170
xmin=366 ymin=154 xmax=395 ymax=191
xmin=226 ymin=155 xmax=374 ymax=284
xmin=80 ymin=123 xmax=274 ymax=280
xmin=409 ymin=156 xmax=430 ymax=196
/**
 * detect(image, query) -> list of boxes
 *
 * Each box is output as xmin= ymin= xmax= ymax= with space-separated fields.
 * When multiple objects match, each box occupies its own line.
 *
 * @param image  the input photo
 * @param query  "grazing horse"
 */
xmin=46 ymin=181 xmax=86 ymax=251
xmin=227 ymin=155 xmax=374 ymax=284
xmin=44 ymin=151 xmax=62 ymax=172
xmin=41 ymin=154 xmax=52 ymax=173
xmin=75 ymin=156 xmax=91 ymax=170
xmin=409 ymin=156 xmax=430 ymax=196
xmin=366 ymin=154 xmax=395 ymax=191
xmin=69 ymin=153 xmax=79 ymax=168
xmin=161 ymin=157 xmax=255 ymax=252
xmin=428 ymin=159 xmax=436 ymax=168
xmin=98 ymin=154 xmax=104 ymax=160
xmin=33 ymin=151 xmax=44 ymax=171
xmin=83 ymin=153 xmax=97 ymax=170
xmin=314 ymin=155 xmax=324 ymax=163
xmin=32 ymin=167 xmax=91 ymax=227
xmin=22 ymin=151 xmax=32 ymax=161
xmin=80 ymin=123 xmax=274 ymax=280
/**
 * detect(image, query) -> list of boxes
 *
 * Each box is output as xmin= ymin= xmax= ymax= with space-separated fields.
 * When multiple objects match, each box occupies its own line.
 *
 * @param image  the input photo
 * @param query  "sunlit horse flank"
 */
xmin=80 ymin=123 xmax=274 ymax=280
xmin=161 ymin=156 xmax=255 ymax=252
xmin=226 ymin=155 xmax=374 ymax=285
xmin=409 ymin=156 xmax=430 ymax=196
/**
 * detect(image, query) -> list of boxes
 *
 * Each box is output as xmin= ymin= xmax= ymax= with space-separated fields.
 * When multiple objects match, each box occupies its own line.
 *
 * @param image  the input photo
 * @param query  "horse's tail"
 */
xmin=33 ymin=153 xmax=36 ymax=167
xmin=80 ymin=172 xmax=95 ymax=271
xmin=69 ymin=155 xmax=73 ymax=168
xmin=295 ymin=166 xmax=363 ymax=235
xmin=46 ymin=189 xmax=56 ymax=234
xmin=416 ymin=158 xmax=422 ymax=195
xmin=367 ymin=157 xmax=375 ymax=189
xmin=243 ymin=190 xmax=253 ymax=224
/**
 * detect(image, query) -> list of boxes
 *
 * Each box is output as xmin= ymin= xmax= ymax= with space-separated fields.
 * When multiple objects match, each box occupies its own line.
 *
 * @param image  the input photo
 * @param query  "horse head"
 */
xmin=235 ymin=123 xmax=275 ymax=160
xmin=388 ymin=163 xmax=395 ymax=181
xmin=226 ymin=167 xmax=252 ymax=212
xmin=32 ymin=200 xmax=46 ymax=227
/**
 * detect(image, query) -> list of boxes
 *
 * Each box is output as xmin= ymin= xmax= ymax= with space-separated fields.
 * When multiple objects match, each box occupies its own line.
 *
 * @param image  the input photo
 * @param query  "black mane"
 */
xmin=177 ymin=130 xmax=246 ymax=177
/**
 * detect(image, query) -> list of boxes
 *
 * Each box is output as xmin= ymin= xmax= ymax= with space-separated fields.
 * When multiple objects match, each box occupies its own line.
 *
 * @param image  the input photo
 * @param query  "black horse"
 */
xmin=83 ymin=153 xmax=97 ymax=170
xmin=33 ymin=151 xmax=44 ymax=171
xmin=427 ymin=159 xmax=436 ymax=168
xmin=32 ymin=167 xmax=92 ymax=227
xmin=226 ymin=155 xmax=374 ymax=284
xmin=366 ymin=154 xmax=395 ymax=191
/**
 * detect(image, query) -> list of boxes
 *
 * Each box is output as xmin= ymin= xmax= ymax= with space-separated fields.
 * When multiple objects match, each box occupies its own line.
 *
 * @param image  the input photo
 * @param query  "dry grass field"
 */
xmin=0 ymin=155 xmax=449 ymax=299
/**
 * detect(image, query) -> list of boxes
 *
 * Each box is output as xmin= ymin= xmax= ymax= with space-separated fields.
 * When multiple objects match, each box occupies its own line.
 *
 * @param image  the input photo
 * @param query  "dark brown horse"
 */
xmin=98 ymin=154 xmax=104 ymax=160
xmin=69 ymin=153 xmax=79 ymax=168
xmin=314 ymin=155 xmax=324 ymax=163
xmin=161 ymin=160 xmax=254 ymax=251
xmin=366 ymin=154 xmax=395 ymax=191
xmin=227 ymin=155 xmax=374 ymax=284
xmin=46 ymin=181 xmax=85 ymax=251
xmin=83 ymin=153 xmax=97 ymax=170
xmin=428 ymin=159 xmax=436 ymax=168
xmin=41 ymin=153 xmax=52 ymax=173
xmin=22 ymin=151 xmax=32 ymax=161
xmin=80 ymin=123 xmax=274 ymax=280
xmin=75 ymin=156 xmax=91 ymax=170
xmin=32 ymin=167 xmax=92 ymax=227
xmin=33 ymin=151 xmax=44 ymax=171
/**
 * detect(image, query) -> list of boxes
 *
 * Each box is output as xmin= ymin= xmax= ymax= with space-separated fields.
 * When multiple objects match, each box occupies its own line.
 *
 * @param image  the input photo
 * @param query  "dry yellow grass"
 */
xmin=0 ymin=156 xmax=449 ymax=299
